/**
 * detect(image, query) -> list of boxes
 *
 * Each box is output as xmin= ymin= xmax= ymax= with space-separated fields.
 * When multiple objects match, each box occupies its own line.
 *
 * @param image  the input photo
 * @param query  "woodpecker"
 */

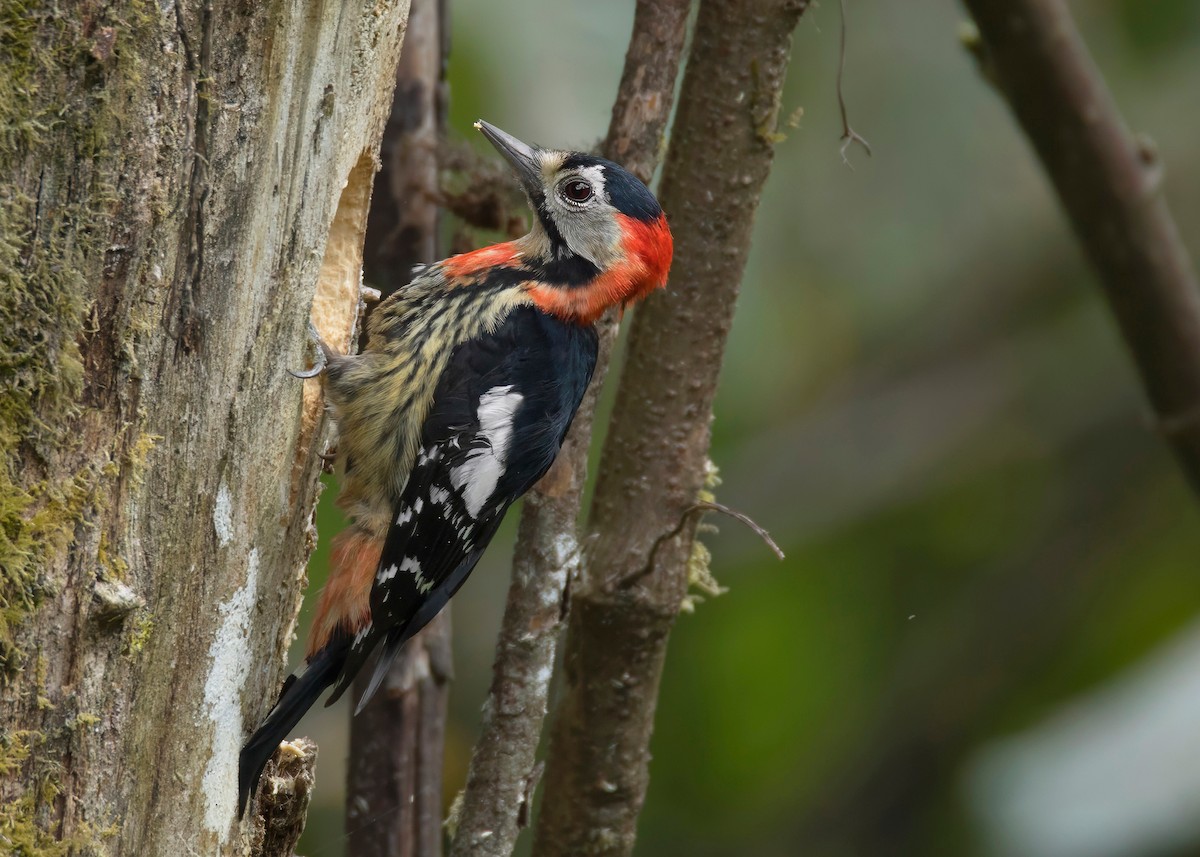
xmin=238 ymin=121 xmax=672 ymax=815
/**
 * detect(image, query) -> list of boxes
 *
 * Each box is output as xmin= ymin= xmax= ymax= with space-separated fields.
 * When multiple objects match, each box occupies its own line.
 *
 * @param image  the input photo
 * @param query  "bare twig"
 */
xmin=447 ymin=2 xmax=692 ymax=855
xmin=962 ymin=0 xmax=1200 ymax=494
xmin=688 ymin=502 xmax=786 ymax=560
xmin=533 ymin=1 xmax=810 ymax=854
xmin=836 ymin=0 xmax=871 ymax=166
xmin=615 ymin=501 xmax=785 ymax=593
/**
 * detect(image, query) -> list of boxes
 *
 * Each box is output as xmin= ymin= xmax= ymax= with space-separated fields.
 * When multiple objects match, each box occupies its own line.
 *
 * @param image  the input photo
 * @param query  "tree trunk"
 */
xmin=0 ymin=1 xmax=409 ymax=853
xmin=346 ymin=0 xmax=452 ymax=853
xmin=533 ymin=0 xmax=809 ymax=853
xmin=448 ymin=1 xmax=691 ymax=853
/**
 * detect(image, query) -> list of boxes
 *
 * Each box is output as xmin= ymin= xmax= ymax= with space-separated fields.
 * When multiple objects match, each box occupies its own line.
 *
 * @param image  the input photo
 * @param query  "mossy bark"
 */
xmin=0 ymin=1 xmax=410 ymax=853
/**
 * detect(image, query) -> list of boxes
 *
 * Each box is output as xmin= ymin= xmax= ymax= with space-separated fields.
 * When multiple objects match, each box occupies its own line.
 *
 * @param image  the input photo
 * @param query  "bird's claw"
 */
xmin=289 ymin=357 xmax=326 ymax=379
xmin=289 ymin=320 xmax=332 ymax=379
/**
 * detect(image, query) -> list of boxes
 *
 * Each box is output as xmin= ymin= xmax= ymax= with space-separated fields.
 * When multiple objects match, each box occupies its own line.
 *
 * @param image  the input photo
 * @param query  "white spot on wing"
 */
xmin=451 ymin=385 xmax=524 ymax=517
xmin=378 ymin=563 xmax=399 ymax=583
xmin=401 ymin=556 xmax=434 ymax=594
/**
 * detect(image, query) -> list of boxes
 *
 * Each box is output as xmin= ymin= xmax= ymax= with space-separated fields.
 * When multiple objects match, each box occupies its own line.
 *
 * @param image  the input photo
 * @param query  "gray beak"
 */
xmin=475 ymin=120 xmax=543 ymax=200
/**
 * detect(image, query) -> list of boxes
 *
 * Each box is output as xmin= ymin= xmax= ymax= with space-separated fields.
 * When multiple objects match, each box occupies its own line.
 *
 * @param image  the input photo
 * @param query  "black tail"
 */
xmin=238 ymin=634 xmax=351 ymax=818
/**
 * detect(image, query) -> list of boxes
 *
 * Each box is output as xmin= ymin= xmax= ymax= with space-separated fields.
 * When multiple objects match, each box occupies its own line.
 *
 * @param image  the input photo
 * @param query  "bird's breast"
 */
xmin=325 ymin=279 xmax=533 ymax=532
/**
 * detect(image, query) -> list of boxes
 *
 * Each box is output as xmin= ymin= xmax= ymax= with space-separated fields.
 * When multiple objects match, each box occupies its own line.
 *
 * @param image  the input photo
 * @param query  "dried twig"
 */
xmin=689 ymin=501 xmax=785 ymax=560
xmin=836 ymin=0 xmax=871 ymax=167
xmin=615 ymin=501 xmax=785 ymax=593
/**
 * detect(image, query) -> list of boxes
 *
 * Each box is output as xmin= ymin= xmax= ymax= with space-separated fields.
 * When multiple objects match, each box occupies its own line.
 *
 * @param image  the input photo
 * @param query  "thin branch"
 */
xmin=533 ymin=1 xmax=810 ymax=854
xmin=688 ymin=502 xmax=786 ymax=560
xmin=615 ymin=501 xmax=784 ymax=593
xmin=446 ymin=2 xmax=692 ymax=855
xmin=962 ymin=0 xmax=1200 ymax=494
xmin=836 ymin=0 xmax=871 ymax=166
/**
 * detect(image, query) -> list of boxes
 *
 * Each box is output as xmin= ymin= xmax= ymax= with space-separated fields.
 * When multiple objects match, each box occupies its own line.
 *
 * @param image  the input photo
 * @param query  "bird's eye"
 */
xmin=560 ymin=179 xmax=593 ymax=204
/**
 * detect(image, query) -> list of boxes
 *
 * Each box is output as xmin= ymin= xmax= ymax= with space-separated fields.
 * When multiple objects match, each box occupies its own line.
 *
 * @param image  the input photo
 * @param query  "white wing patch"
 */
xmin=401 ymin=556 xmax=434 ymax=594
xmin=451 ymin=384 xmax=524 ymax=517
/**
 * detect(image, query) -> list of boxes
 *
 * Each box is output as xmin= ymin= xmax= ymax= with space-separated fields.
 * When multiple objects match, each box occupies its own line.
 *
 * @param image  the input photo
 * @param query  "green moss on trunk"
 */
xmin=0 ymin=2 xmax=154 ymax=669
xmin=0 ymin=730 xmax=117 ymax=856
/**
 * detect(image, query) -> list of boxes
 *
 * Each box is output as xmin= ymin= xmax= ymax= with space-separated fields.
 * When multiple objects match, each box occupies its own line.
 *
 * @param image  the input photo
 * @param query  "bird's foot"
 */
xmin=317 ymin=443 xmax=339 ymax=473
xmin=289 ymin=320 xmax=332 ymax=379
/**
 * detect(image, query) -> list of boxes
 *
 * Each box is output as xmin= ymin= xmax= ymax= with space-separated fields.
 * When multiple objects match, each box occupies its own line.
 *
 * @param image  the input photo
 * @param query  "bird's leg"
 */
xmin=317 ymin=442 xmax=339 ymax=473
xmin=290 ymin=320 xmax=334 ymax=379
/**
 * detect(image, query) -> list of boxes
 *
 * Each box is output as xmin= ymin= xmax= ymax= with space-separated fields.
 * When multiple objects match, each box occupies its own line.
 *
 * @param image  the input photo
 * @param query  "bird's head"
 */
xmin=471 ymin=120 xmax=673 ymax=324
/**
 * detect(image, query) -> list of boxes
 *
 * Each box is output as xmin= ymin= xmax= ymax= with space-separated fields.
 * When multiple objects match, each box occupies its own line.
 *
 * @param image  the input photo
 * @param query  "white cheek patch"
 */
xmin=552 ymin=164 xmax=621 ymax=269
xmin=451 ymin=384 xmax=524 ymax=518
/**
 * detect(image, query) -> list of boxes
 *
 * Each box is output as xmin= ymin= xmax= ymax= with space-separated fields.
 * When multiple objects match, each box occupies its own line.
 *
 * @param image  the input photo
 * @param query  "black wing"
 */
xmin=327 ymin=304 xmax=598 ymax=706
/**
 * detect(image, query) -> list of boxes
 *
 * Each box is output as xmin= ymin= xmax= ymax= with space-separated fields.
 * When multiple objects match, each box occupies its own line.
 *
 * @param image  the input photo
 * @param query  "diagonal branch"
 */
xmin=446 ymin=2 xmax=692 ymax=855
xmin=533 ymin=0 xmax=811 ymax=854
xmin=962 ymin=0 xmax=1200 ymax=495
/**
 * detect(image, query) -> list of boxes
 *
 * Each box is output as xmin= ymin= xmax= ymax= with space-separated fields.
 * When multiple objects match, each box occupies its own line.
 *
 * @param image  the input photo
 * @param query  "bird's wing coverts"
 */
xmin=327 ymin=305 xmax=598 ymax=706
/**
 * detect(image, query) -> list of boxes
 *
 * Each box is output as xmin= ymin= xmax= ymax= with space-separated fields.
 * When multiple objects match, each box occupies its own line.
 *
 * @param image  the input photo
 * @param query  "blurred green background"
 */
xmin=297 ymin=1 xmax=1200 ymax=855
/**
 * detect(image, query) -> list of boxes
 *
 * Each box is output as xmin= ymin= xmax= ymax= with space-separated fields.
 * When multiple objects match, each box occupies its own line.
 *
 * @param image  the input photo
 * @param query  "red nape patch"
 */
xmin=441 ymin=241 xmax=521 ymax=279
xmin=528 ymin=213 xmax=673 ymax=325
xmin=618 ymin=212 xmax=673 ymax=297
xmin=307 ymin=529 xmax=383 ymax=657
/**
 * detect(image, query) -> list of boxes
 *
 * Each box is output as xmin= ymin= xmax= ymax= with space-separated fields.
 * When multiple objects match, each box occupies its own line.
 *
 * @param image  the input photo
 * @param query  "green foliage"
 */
xmin=1115 ymin=0 xmax=1200 ymax=55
